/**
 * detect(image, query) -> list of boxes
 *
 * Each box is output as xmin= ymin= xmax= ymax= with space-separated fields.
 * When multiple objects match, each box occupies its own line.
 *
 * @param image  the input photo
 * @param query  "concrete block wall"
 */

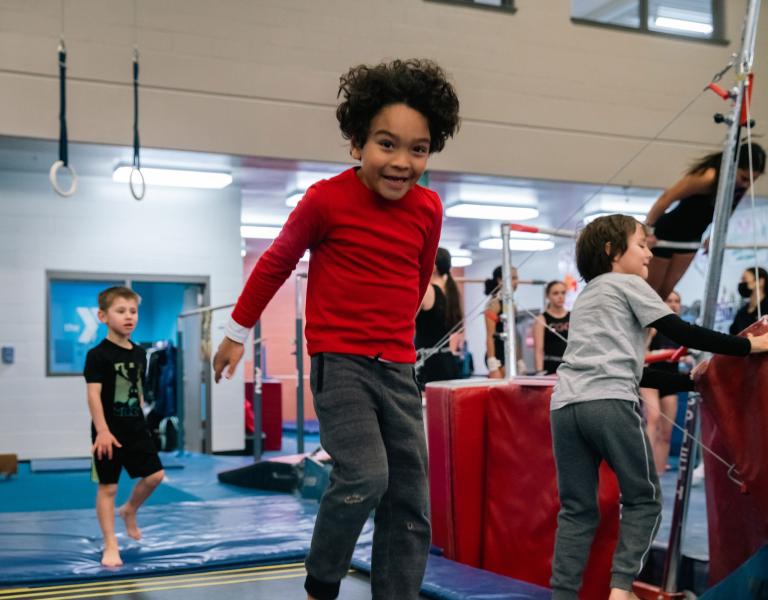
xmin=0 ymin=172 xmax=244 ymax=459
xmin=0 ymin=0 xmax=764 ymax=192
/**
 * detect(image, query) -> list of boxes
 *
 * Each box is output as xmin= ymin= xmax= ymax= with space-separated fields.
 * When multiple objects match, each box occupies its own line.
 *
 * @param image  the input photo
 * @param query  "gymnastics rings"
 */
xmin=129 ymin=166 xmax=146 ymax=201
xmin=49 ymin=160 xmax=78 ymax=197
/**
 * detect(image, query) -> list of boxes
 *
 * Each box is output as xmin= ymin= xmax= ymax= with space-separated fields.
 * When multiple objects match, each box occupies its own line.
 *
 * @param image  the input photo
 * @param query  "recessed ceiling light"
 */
xmin=113 ymin=166 xmax=232 ymax=189
xmin=286 ymin=192 xmax=304 ymax=207
xmin=583 ymin=211 xmax=647 ymax=225
xmin=445 ymin=203 xmax=539 ymax=221
xmin=240 ymin=225 xmax=282 ymax=239
xmin=479 ymin=237 xmax=555 ymax=251
xmin=452 ymin=256 xmax=473 ymax=267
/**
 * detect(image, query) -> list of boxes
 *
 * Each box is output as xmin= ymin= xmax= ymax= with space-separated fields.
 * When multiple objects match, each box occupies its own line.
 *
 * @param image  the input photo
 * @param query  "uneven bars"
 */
xmin=455 ymin=277 xmax=547 ymax=285
xmin=507 ymin=223 xmax=768 ymax=251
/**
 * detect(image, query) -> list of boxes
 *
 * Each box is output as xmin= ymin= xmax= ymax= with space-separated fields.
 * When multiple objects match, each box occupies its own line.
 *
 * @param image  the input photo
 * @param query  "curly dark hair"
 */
xmin=576 ymin=215 xmax=646 ymax=282
xmin=336 ymin=58 xmax=460 ymax=154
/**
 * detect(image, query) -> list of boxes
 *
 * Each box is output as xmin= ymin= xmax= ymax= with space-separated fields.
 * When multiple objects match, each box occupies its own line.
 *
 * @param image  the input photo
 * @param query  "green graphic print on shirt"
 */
xmin=113 ymin=361 xmax=143 ymax=418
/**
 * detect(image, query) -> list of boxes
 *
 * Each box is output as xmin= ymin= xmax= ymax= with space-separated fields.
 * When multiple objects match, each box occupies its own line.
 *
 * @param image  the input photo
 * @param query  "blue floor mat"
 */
xmin=30 ymin=454 xmax=186 ymax=473
xmin=0 ymin=494 xmax=346 ymax=585
xmin=352 ymin=546 xmax=551 ymax=599
xmin=0 ymin=454 xmax=260 ymax=513
xmin=0 ymin=464 xmax=199 ymax=512
xmin=282 ymin=420 xmax=320 ymax=434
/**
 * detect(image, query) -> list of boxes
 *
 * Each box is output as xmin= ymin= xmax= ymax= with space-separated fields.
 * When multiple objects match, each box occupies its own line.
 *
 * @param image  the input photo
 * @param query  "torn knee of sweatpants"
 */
xmin=344 ymin=494 xmax=364 ymax=504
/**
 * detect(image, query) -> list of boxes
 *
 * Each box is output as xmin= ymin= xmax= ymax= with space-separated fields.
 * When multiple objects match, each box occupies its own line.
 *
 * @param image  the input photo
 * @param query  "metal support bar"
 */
xmin=295 ymin=272 xmax=308 ymax=453
xmin=662 ymin=1 xmax=762 ymax=592
xmin=175 ymin=328 xmax=185 ymax=455
xmin=501 ymin=224 xmax=517 ymax=379
xmin=252 ymin=321 xmax=262 ymax=462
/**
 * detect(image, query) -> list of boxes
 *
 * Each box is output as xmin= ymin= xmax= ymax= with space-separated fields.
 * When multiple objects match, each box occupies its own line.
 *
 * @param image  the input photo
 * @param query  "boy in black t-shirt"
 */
xmin=84 ymin=286 xmax=164 ymax=567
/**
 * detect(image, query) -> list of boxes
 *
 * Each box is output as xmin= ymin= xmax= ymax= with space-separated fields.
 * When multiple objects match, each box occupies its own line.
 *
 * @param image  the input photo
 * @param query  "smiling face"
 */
xmin=611 ymin=223 xmax=653 ymax=279
xmin=350 ymin=103 xmax=431 ymax=201
xmin=99 ymin=297 xmax=138 ymax=339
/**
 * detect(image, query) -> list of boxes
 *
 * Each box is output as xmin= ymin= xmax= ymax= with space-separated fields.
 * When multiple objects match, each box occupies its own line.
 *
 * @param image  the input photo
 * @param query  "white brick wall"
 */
xmin=0 ymin=172 xmax=245 ymax=459
xmin=0 ymin=0 xmax=764 ymax=193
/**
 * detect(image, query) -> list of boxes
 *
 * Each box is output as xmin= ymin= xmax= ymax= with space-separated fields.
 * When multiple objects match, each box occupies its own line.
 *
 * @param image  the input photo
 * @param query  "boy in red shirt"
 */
xmin=213 ymin=59 xmax=460 ymax=600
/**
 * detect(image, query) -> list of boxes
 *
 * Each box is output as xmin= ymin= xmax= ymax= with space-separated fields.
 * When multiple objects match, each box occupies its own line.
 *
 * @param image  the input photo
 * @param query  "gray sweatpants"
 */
xmin=550 ymin=399 xmax=662 ymax=599
xmin=304 ymin=353 xmax=430 ymax=600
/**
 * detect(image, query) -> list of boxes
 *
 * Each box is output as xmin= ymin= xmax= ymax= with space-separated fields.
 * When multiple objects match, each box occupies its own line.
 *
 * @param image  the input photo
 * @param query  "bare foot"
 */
xmin=118 ymin=505 xmax=141 ymax=540
xmin=101 ymin=545 xmax=123 ymax=567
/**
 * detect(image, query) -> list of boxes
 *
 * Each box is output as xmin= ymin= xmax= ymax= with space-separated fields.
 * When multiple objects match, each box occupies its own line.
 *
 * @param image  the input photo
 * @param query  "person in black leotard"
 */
xmin=730 ymin=266 xmax=768 ymax=335
xmin=645 ymin=142 xmax=765 ymax=300
xmin=640 ymin=290 xmax=688 ymax=474
xmin=415 ymin=248 xmax=463 ymax=387
xmin=533 ymin=280 xmax=570 ymax=375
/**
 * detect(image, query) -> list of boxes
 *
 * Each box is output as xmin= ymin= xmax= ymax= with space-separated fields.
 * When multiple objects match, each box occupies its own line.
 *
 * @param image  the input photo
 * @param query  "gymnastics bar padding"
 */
xmin=426 ymin=380 xmax=499 ymax=567
xmin=698 ymin=318 xmax=768 ymax=585
xmin=483 ymin=381 xmax=619 ymax=599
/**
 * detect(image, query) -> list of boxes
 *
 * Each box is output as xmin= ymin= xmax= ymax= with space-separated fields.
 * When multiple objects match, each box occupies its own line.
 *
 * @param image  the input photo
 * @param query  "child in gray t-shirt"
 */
xmin=549 ymin=214 xmax=768 ymax=600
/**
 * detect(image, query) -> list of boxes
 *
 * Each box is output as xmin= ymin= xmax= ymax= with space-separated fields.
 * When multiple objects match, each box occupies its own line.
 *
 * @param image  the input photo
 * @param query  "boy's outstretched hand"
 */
xmin=213 ymin=337 xmax=244 ymax=383
xmin=747 ymin=330 xmax=768 ymax=353
xmin=93 ymin=431 xmax=122 ymax=460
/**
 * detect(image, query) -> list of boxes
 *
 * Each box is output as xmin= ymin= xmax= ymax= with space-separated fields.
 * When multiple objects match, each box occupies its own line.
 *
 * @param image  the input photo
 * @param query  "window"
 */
xmin=46 ymin=272 xmax=208 ymax=376
xmin=425 ymin=0 xmax=516 ymax=14
xmin=571 ymin=0 xmax=724 ymax=42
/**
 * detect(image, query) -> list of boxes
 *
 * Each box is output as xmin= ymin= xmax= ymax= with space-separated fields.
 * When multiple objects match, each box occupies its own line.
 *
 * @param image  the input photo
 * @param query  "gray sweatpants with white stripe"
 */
xmin=550 ymin=399 xmax=662 ymax=598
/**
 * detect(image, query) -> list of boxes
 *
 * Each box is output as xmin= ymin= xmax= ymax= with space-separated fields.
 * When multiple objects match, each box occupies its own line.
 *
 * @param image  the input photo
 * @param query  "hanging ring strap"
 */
xmin=129 ymin=46 xmax=145 ymax=200
xmin=50 ymin=38 xmax=77 ymax=197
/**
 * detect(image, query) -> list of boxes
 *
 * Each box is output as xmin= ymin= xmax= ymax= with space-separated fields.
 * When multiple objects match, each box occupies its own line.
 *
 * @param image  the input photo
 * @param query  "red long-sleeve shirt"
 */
xmin=231 ymin=168 xmax=443 ymax=363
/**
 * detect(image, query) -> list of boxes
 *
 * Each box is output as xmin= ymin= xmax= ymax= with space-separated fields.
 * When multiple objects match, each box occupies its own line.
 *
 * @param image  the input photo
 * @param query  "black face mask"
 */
xmin=738 ymin=282 xmax=752 ymax=298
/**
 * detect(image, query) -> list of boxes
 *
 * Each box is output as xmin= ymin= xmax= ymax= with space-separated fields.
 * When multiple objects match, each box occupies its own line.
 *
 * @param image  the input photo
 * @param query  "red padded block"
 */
xmin=244 ymin=379 xmax=283 ymax=451
xmin=483 ymin=381 xmax=620 ymax=599
xmin=698 ymin=319 xmax=768 ymax=585
xmin=426 ymin=382 xmax=495 ymax=567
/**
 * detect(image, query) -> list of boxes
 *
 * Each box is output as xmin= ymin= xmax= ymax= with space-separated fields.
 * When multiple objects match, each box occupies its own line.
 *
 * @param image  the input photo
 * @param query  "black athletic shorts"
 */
xmin=651 ymin=244 xmax=697 ymax=259
xmin=91 ymin=447 xmax=163 ymax=485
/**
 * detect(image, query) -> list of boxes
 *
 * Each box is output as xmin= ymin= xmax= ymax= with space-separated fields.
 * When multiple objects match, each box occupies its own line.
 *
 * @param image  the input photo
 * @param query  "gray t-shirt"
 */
xmin=551 ymin=272 xmax=672 ymax=410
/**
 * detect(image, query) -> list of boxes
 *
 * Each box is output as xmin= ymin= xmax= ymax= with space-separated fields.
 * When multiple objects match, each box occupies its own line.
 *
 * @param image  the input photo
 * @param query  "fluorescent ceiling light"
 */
xmin=445 ymin=203 xmax=539 ymax=221
xmin=454 ymin=184 xmax=538 ymax=207
xmin=444 ymin=247 xmax=472 ymax=258
xmin=286 ymin=192 xmax=304 ymax=207
xmin=654 ymin=17 xmax=712 ymax=34
xmin=240 ymin=225 xmax=282 ymax=239
xmin=285 ymin=171 xmax=340 ymax=207
xmin=479 ymin=237 xmax=554 ymax=252
xmin=452 ymin=256 xmax=473 ymax=267
xmin=583 ymin=211 xmax=646 ymax=225
xmin=113 ymin=166 xmax=232 ymax=189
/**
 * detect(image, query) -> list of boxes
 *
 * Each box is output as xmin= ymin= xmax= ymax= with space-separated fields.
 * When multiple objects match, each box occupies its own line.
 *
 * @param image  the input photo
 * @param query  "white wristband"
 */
xmin=487 ymin=357 xmax=502 ymax=371
xmin=225 ymin=318 xmax=250 ymax=344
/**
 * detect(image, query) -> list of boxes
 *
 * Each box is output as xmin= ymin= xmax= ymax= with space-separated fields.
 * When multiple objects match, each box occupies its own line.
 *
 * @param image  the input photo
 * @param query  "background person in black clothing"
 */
xmin=533 ymin=280 xmax=570 ymax=375
xmin=640 ymin=290 xmax=689 ymax=474
xmin=416 ymin=247 xmax=463 ymax=387
xmin=645 ymin=142 xmax=765 ymax=300
xmin=730 ymin=266 xmax=768 ymax=334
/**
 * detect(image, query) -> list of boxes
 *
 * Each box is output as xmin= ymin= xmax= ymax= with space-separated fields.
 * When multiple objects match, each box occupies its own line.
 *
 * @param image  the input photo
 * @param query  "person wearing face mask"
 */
xmin=730 ymin=267 xmax=768 ymax=334
xmin=644 ymin=142 xmax=765 ymax=300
